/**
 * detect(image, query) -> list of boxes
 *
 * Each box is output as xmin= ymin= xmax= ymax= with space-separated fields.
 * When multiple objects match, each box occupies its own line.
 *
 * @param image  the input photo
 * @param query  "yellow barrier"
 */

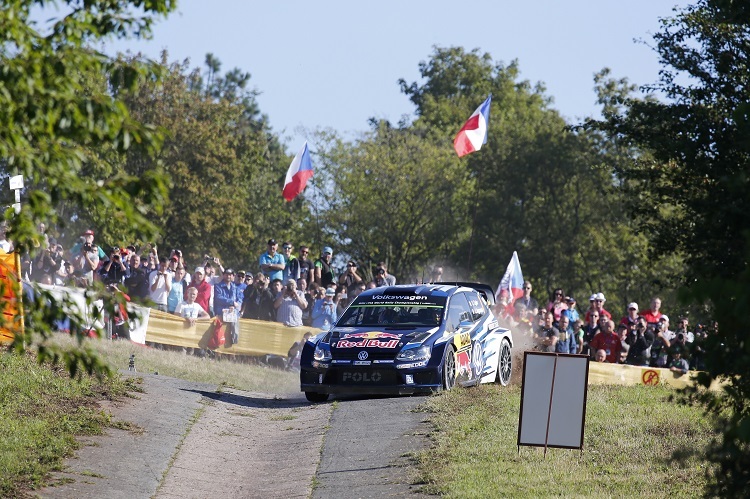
xmin=145 ymin=310 xmax=320 ymax=357
xmin=0 ymin=253 xmax=23 ymax=343
xmin=587 ymin=360 xmax=721 ymax=390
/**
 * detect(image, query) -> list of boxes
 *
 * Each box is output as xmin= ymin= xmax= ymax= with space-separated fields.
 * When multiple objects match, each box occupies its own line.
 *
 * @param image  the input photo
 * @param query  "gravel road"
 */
xmin=35 ymin=372 xmax=431 ymax=498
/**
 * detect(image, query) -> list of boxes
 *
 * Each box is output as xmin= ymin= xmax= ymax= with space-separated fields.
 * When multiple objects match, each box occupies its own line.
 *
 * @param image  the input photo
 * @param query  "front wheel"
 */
xmin=496 ymin=340 xmax=512 ymax=386
xmin=442 ymin=346 xmax=457 ymax=391
xmin=305 ymin=391 xmax=329 ymax=403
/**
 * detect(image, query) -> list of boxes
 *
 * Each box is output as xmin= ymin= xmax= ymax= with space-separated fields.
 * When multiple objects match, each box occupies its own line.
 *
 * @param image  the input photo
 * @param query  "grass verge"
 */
xmin=0 ymin=349 xmax=130 ymax=497
xmin=416 ymin=383 xmax=717 ymax=497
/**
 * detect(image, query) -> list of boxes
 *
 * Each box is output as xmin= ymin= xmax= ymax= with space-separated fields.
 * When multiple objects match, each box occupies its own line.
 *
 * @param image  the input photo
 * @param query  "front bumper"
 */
xmin=300 ymin=363 xmax=441 ymax=395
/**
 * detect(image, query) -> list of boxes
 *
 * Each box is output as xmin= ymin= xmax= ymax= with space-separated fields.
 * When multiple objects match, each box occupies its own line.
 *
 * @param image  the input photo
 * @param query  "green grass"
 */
xmin=416 ymin=383 xmax=717 ymax=497
xmin=0 ymin=349 xmax=130 ymax=497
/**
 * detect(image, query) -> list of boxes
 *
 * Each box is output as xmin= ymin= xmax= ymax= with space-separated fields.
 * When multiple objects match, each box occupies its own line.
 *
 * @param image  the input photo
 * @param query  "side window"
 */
xmin=466 ymin=291 xmax=486 ymax=321
xmin=446 ymin=293 xmax=474 ymax=332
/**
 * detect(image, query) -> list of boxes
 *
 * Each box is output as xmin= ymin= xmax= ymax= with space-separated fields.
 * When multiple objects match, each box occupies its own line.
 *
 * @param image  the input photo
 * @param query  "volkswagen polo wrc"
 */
xmin=300 ymin=284 xmax=513 ymax=402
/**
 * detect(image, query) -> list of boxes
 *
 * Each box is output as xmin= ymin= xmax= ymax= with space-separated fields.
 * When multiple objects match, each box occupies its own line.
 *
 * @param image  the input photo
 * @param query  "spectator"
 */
xmin=186 ymin=266 xmax=212 ymax=316
xmin=298 ymin=277 xmax=314 ymax=326
xmin=167 ymin=266 xmax=188 ymax=314
xmin=287 ymin=332 xmax=313 ymax=370
xmin=281 ymin=242 xmax=298 ymax=283
xmin=55 ymin=260 xmax=75 ymax=286
xmin=585 ymin=292 xmax=612 ymax=322
xmin=581 ymin=311 xmax=601 ymax=356
xmin=241 ymin=273 xmax=276 ymax=321
xmin=214 ymin=268 xmax=242 ymax=345
xmin=691 ymin=323 xmax=709 ymax=370
xmin=668 ymin=346 xmax=690 ymax=376
xmin=270 ymin=278 xmax=283 ymax=300
xmin=72 ymin=229 xmax=106 ymax=260
xmin=626 ymin=317 xmax=655 ymax=366
xmin=338 ymin=260 xmax=364 ymax=295
xmin=561 ymin=296 xmax=579 ymax=325
xmin=430 ymin=265 xmax=444 ymax=283
xmin=175 ymin=287 xmax=209 ymax=326
xmin=312 ymin=287 xmax=338 ymax=330
xmin=589 ymin=319 xmax=621 ymax=363
xmin=234 ymin=270 xmax=248 ymax=302
xmin=617 ymin=323 xmax=630 ymax=363
xmin=274 ymin=278 xmax=308 ymax=327
xmin=546 ymin=287 xmax=568 ymax=322
xmin=514 ymin=281 xmax=539 ymax=319
xmin=34 ymin=244 xmax=60 ymax=281
xmin=620 ymin=302 xmax=641 ymax=327
xmin=314 ymin=246 xmax=336 ymax=288
xmin=535 ymin=311 xmax=559 ymax=353
xmin=260 ymin=239 xmax=285 ymax=282
xmin=0 ymin=221 xmax=13 ymax=253
xmin=573 ymin=319 xmax=585 ymax=354
xmin=675 ymin=316 xmax=694 ymax=343
xmin=555 ymin=315 xmax=576 ymax=354
xmin=297 ymin=245 xmax=314 ymax=287
xmin=375 ymin=262 xmax=396 ymax=286
xmin=149 ymin=257 xmax=171 ymax=312
xmin=123 ymin=253 xmax=150 ymax=300
xmin=73 ymin=236 xmax=100 ymax=286
xmin=99 ymin=246 xmax=128 ymax=285
xmin=650 ymin=315 xmax=674 ymax=367
xmin=594 ymin=349 xmax=608 ymax=362
xmin=641 ymin=296 xmax=664 ymax=325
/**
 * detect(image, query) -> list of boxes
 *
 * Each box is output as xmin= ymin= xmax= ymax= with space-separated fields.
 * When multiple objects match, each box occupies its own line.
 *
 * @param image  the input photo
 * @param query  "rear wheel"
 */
xmin=305 ymin=392 xmax=329 ymax=403
xmin=496 ymin=340 xmax=512 ymax=386
xmin=442 ymin=346 xmax=457 ymax=391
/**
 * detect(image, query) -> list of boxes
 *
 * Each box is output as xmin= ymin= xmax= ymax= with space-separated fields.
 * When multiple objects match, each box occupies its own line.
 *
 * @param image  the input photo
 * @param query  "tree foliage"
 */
xmin=590 ymin=1 xmax=750 ymax=494
xmin=0 ymin=0 xmax=176 ymax=374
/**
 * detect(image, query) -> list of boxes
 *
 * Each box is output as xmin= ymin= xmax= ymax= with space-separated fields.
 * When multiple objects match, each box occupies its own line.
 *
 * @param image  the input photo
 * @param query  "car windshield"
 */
xmin=337 ymin=295 xmax=446 ymax=327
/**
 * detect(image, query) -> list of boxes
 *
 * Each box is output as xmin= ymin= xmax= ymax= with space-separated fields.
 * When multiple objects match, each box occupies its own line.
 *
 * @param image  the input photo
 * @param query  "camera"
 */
xmin=204 ymin=254 xmax=214 ymax=261
xmin=676 ymin=332 xmax=686 ymax=343
xmin=82 ymin=242 xmax=93 ymax=252
xmin=377 ymin=268 xmax=385 ymax=275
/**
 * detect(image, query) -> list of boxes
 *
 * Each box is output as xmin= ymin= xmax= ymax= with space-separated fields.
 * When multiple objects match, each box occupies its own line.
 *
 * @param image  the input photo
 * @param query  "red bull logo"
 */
xmin=341 ymin=331 xmax=402 ymax=340
xmin=336 ymin=339 xmax=400 ymax=349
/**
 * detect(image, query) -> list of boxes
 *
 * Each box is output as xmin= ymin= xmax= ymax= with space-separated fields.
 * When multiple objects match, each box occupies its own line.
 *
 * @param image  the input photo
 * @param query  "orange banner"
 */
xmin=0 ymin=252 xmax=23 ymax=343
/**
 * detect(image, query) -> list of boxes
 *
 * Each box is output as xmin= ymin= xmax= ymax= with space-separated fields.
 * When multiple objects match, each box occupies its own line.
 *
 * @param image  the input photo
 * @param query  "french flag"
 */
xmin=453 ymin=95 xmax=492 ymax=157
xmin=283 ymin=141 xmax=314 ymax=202
xmin=496 ymin=251 xmax=524 ymax=306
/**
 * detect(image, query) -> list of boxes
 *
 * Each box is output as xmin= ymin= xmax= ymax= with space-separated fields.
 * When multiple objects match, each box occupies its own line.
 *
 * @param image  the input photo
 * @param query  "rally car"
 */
xmin=300 ymin=284 xmax=513 ymax=402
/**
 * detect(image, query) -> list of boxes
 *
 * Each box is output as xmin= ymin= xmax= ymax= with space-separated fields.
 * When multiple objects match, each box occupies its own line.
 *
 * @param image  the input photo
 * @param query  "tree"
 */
xmin=591 ymin=1 xmax=750 ymax=494
xmin=0 ymin=0 xmax=176 ymax=374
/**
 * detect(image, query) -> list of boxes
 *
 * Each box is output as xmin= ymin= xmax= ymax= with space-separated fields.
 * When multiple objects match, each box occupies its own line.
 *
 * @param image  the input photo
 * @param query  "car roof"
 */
xmin=356 ymin=284 xmax=482 ymax=301
xmin=428 ymin=282 xmax=496 ymax=306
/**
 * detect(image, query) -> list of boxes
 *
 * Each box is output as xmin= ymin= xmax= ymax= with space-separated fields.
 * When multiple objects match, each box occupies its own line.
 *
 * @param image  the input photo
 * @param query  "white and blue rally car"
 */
xmin=300 ymin=283 xmax=513 ymax=402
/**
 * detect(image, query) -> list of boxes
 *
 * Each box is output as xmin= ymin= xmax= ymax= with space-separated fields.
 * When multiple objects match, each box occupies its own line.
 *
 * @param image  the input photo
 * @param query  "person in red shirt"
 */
xmin=620 ymin=302 xmax=641 ymax=326
xmin=641 ymin=297 xmax=663 ymax=325
xmin=589 ymin=319 xmax=621 ymax=363
xmin=585 ymin=292 xmax=612 ymax=322
xmin=186 ymin=266 xmax=212 ymax=315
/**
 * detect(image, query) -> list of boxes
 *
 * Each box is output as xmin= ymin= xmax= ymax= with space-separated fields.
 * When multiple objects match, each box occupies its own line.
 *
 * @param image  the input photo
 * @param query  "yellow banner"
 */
xmin=145 ymin=309 xmax=319 ymax=357
xmin=0 ymin=253 xmax=22 ymax=343
xmin=587 ymin=360 xmax=721 ymax=391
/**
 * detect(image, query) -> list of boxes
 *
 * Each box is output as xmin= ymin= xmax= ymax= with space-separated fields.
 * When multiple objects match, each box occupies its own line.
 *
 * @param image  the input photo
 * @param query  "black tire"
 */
xmin=305 ymin=391 xmax=329 ymax=403
xmin=442 ymin=346 xmax=457 ymax=391
xmin=496 ymin=339 xmax=512 ymax=386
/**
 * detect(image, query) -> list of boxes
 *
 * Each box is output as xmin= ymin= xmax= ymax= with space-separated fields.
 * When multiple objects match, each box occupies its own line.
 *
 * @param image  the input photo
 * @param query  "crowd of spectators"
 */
xmin=494 ymin=282 xmax=713 ymax=373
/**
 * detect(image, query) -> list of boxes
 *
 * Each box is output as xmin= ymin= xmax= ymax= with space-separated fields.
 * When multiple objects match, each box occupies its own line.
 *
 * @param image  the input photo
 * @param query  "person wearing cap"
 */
xmin=650 ymin=315 xmax=675 ymax=367
xmin=585 ymin=292 xmax=612 ymax=323
xmin=312 ymin=286 xmax=338 ymax=329
xmin=234 ymin=270 xmax=248 ymax=301
xmin=274 ymin=278 xmax=308 ymax=327
xmin=338 ymin=260 xmax=363 ymax=295
xmin=668 ymin=345 xmax=690 ymax=375
xmin=561 ymin=296 xmax=580 ymax=325
xmin=214 ymin=268 xmax=242 ymax=345
xmin=186 ymin=266 xmax=211 ymax=315
xmin=71 ymin=229 xmax=107 ymax=260
xmin=241 ymin=273 xmax=275 ymax=321
xmin=641 ymin=296 xmax=664 ymax=325
xmin=260 ymin=239 xmax=285 ymax=282
xmin=314 ymin=246 xmax=336 ymax=288
xmin=620 ymin=302 xmax=641 ymax=327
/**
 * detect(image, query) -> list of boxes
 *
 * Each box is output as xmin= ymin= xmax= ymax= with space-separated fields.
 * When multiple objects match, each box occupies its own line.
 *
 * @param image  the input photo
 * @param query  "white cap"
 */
xmin=595 ymin=292 xmax=606 ymax=302
xmin=660 ymin=315 xmax=670 ymax=322
xmin=194 ymin=266 xmax=205 ymax=274
xmin=627 ymin=302 xmax=638 ymax=311
xmin=589 ymin=294 xmax=597 ymax=301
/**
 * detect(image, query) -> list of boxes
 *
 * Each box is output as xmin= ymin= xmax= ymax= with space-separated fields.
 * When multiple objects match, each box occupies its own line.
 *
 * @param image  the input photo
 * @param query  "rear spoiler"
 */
xmin=436 ymin=282 xmax=496 ymax=307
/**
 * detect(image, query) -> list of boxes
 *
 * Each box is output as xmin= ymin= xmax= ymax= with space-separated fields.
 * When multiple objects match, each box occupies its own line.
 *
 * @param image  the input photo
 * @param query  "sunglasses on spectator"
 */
xmin=523 ymin=287 xmax=532 ymax=290
xmin=555 ymin=292 xmax=562 ymax=296
xmin=347 ymin=264 xmax=355 ymax=267
xmin=595 ymin=299 xmax=604 ymax=302
xmin=283 ymin=245 xmax=292 ymax=249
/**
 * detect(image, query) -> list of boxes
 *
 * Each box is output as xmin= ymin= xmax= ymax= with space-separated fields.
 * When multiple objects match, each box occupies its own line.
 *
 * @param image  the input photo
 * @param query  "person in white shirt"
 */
xmin=149 ymin=256 xmax=171 ymax=312
xmin=175 ymin=287 xmax=209 ymax=326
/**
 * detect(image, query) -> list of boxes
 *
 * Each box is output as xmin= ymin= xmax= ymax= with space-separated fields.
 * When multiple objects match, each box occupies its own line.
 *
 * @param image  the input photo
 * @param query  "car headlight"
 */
xmin=314 ymin=344 xmax=332 ymax=362
xmin=397 ymin=345 xmax=431 ymax=362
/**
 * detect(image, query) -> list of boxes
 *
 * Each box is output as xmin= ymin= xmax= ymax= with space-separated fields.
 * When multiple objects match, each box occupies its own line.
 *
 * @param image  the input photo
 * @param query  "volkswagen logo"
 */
xmin=358 ymin=351 xmax=369 ymax=360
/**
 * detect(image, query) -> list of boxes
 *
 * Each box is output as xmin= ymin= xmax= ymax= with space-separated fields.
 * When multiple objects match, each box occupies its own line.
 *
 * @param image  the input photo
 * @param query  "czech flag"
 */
xmin=283 ymin=141 xmax=314 ymax=202
xmin=453 ymin=95 xmax=492 ymax=157
xmin=496 ymin=251 xmax=524 ymax=306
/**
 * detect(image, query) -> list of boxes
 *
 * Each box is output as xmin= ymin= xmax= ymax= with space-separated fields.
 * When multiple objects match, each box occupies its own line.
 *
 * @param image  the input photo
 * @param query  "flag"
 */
xmin=283 ymin=141 xmax=314 ymax=202
xmin=453 ymin=94 xmax=492 ymax=157
xmin=496 ymin=251 xmax=524 ymax=305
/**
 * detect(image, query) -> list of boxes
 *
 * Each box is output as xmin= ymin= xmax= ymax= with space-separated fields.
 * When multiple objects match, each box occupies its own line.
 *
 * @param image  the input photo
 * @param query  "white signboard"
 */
xmin=517 ymin=352 xmax=589 ymax=451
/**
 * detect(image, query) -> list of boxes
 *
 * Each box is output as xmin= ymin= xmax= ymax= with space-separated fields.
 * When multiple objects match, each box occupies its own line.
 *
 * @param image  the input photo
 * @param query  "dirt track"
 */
xmin=36 ymin=372 xmax=430 ymax=498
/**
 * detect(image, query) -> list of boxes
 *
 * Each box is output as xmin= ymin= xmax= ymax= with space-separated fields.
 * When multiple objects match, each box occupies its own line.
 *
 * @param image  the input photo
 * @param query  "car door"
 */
xmin=448 ymin=292 xmax=479 ymax=384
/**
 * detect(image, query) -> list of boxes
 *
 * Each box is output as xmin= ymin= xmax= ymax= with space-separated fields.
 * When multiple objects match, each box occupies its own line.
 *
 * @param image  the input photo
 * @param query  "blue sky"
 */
xmin=105 ymin=1 xmax=686 ymax=150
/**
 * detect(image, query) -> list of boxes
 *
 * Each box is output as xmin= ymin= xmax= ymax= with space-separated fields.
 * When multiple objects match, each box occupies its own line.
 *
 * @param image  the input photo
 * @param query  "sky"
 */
xmin=104 ymin=1 xmax=687 ymax=151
